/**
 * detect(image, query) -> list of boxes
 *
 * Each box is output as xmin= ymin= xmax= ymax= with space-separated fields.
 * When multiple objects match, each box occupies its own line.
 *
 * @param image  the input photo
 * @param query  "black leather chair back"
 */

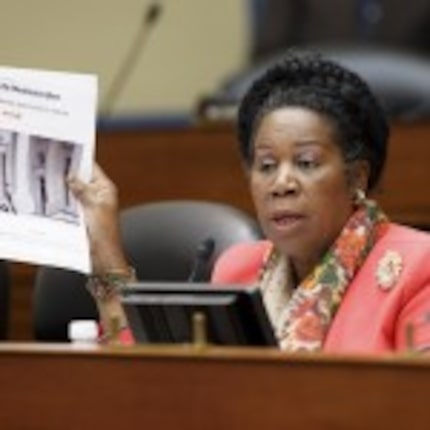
xmin=33 ymin=200 xmax=263 ymax=341
xmin=206 ymin=45 xmax=430 ymax=120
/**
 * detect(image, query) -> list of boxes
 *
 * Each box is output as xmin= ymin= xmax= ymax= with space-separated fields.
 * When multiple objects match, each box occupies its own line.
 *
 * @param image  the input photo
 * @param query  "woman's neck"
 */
xmin=286 ymin=253 xmax=322 ymax=287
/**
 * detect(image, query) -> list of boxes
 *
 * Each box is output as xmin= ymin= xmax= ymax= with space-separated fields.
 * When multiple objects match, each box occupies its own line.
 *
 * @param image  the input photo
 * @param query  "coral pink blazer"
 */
xmin=211 ymin=224 xmax=430 ymax=354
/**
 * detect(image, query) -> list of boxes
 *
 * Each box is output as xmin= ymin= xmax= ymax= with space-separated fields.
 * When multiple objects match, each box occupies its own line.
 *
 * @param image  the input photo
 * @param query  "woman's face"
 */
xmin=250 ymin=107 xmax=364 ymax=278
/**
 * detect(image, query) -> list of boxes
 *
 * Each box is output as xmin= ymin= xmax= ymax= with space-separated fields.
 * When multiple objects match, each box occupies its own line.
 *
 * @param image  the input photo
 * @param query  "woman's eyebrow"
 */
xmin=291 ymin=140 xmax=333 ymax=152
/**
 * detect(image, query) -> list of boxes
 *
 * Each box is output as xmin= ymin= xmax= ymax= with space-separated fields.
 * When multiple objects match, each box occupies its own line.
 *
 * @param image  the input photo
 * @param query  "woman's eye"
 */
xmin=296 ymin=156 xmax=319 ymax=170
xmin=257 ymin=159 xmax=276 ymax=172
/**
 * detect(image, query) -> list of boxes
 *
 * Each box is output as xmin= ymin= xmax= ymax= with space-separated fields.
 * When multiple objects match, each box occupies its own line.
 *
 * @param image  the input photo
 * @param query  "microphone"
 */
xmin=187 ymin=238 xmax=216 ymax=282
xmin=101 ymin=1 xmax=163 ymax=116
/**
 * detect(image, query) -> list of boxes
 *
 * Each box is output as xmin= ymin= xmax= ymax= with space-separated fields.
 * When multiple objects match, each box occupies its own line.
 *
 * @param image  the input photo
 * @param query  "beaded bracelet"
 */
xmin=86 ymin=267 xmax=136 ymax=302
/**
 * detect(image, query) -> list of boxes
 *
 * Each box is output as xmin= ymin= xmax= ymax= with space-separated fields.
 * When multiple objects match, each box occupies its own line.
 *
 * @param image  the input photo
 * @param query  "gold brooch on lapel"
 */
xmin=376 ymin=250 xmax=403 ymax=291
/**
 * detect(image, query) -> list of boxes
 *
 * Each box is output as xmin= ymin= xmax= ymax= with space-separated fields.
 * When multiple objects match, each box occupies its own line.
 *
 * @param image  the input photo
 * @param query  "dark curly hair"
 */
xmin=237 ymin=50 xmax=389 ymax=190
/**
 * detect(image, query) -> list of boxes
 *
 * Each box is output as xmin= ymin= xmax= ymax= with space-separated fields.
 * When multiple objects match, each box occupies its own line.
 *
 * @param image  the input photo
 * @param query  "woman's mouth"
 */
xmin=269 ymin=211 xmax=305 ymax=231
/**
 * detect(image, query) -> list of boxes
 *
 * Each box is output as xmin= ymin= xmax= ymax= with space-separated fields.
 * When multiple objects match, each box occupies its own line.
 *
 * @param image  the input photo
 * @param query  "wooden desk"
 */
xmin=0 ymin=343 xmax=429 ymax=429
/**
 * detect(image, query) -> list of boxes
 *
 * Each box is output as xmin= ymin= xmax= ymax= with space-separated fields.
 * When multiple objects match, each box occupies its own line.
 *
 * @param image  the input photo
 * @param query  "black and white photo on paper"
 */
xmin=0 ymin=128 xmax=82 ymax=223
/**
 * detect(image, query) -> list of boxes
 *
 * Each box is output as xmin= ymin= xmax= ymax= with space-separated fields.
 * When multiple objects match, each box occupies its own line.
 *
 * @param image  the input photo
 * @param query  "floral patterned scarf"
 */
xmin=259 ymin=199 xmax=389 ymax=352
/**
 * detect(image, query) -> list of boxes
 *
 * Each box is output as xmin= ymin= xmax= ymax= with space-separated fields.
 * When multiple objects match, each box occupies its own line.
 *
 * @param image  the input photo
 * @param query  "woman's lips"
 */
xmin=269 ymin=211 xmax=305 ymax=230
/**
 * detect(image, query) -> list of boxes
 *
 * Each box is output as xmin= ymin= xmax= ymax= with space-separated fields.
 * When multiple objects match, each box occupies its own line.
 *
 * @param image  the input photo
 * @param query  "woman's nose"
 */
xmin=271 ymin=163 xmax=299 ymax=196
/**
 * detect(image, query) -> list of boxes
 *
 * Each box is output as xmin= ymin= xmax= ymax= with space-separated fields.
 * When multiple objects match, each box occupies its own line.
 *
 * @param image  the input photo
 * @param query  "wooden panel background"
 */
xmin=8 ymin=121 xmax=430 ymax=340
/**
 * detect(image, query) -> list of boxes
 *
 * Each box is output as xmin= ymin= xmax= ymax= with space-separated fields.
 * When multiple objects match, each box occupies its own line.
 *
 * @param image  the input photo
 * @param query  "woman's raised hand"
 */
xmin=68 ymin=164 xmax=130 ymax=274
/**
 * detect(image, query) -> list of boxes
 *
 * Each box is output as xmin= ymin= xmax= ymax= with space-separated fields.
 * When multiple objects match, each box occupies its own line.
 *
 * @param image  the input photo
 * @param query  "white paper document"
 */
xmin=0 ymin=66 xmax=97 ymax=273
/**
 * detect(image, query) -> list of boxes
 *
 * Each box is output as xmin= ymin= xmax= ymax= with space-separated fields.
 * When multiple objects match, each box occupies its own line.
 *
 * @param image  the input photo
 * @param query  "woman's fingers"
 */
xmin=68 ymin=163 xmax=118 ymax=208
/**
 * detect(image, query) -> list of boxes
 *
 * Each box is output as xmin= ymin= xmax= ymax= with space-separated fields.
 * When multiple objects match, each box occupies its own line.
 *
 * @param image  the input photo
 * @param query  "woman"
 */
xmin=72 ymin=50 xmax=430 ymax=353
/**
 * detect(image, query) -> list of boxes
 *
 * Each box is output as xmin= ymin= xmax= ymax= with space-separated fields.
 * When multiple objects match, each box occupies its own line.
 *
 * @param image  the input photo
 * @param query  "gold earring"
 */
xmin=354 ymin=189 xmax=366 ymax=206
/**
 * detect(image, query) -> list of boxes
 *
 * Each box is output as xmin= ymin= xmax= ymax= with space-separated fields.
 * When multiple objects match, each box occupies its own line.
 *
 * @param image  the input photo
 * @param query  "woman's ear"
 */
xmin=351 ymin=160 xmax=371 ymax=193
